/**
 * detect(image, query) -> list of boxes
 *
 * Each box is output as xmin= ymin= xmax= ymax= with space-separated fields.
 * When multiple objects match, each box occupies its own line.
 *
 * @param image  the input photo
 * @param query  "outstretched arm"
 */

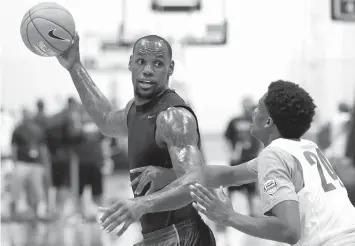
xmin=57 ymin=34 xmax=130 ymax=137
xmin=98 ymin=107 xmax=258 ymax=235
xmin=69 ymin=64 xmax=130 ymax=137
xmin=138 ymin=107 xmax=257 ymax=213
xmin=138 ymin=159 xmax=258 ymax=213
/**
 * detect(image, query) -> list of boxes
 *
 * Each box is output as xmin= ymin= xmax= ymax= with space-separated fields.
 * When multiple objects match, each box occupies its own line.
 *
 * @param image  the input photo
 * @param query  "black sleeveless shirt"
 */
xmin=127 ymin=89 xmax=201 ymax=234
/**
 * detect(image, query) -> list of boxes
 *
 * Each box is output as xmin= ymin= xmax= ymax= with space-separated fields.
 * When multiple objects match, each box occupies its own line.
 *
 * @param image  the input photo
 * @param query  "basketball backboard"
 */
xmin=112 ymin=0 xmax=227 ymax=47
xmin=151 ymin=0 xmax=201 ymax=12
xmin=331 ymin=0 xmax=355 ymax=22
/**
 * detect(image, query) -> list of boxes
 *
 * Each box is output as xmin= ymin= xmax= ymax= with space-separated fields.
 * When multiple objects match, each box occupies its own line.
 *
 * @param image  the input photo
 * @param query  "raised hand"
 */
xmin=57 ymin=33 xmax=81 ymax=70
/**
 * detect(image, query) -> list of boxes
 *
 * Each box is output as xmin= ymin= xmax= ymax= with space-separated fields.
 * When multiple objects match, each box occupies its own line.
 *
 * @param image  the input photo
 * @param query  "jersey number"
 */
xmin=303 ymin=149 xmax=344 ymax=192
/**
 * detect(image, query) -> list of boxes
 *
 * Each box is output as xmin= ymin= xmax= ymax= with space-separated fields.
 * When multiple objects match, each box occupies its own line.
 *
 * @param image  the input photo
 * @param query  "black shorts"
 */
xmin=78 ymin=163 xmax=103 ymax=197
xmin=135 ymin=218 xmax=216 ymax=246
xmin=51 ymin=161 xmax=70 ymax=188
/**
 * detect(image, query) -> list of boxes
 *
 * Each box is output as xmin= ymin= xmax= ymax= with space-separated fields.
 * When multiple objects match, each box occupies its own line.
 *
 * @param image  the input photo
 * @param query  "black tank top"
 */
xmin=127 ymin=89 xmax=201 ymax=234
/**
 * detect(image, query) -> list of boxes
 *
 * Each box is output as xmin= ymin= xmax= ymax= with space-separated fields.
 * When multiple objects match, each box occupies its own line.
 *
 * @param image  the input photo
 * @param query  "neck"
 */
xmin=134 ymin=88 xmax=168 ymax=106
xmin=263 ymin=131 xmax=281 ymax=147
xmin=134 ymin=97 xmax=152 ymax=106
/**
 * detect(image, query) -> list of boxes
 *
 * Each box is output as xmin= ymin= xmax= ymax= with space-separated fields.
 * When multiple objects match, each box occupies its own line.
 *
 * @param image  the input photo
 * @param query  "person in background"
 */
xmin=34 ymin=99 xmax=51 ymax=214
xmin=10 ymin=108 xmax=50 ymax=220
xmin=34 ymin=99 xmax=48 ymax=130
xmin=0 ymin=108 xmax=17 ymax=219
xmin=46 ymin=97 xmax=83 ymax=218
xmin=72 ymin=111 xmax=113 ymax=221
xmin=345 ymin=100 xmax=355 ymax=206
xmin=224 ymin=96 xmax=262 ymax=216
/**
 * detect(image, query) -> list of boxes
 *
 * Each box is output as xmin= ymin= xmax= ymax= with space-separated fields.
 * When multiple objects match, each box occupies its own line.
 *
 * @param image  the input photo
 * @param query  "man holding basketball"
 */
xmin=56 ymin=34 xmax=215 ymax=245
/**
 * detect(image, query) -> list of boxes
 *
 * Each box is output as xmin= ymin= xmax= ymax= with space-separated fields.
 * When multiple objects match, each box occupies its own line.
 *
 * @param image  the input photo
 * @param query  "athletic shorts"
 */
xmin=78 ymin=163 xmax=103 ymax=197
xmin=51 ymin=161 xmax=70 ymax=188
xmin=10 ymin=162 xmax=45 ymax=203
xmin=134 ymin=218 xmax=216 ymax=246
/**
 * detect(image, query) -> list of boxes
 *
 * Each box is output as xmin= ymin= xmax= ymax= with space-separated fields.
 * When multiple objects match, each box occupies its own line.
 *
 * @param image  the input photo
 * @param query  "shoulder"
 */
xmin=257 ymin=147 xmax=293 ymax=172
xmin=228 ymin=117 xmax=238 ymax=124
xmin=125 ymin=99 xmax=135 ymax=116
xmin=156 ymin=107 xmax=198 ymax=145
xmin=157 ymin=107 xmax=197 ymax=128
xmin=12 ymin=124 xmax=21 ymax=135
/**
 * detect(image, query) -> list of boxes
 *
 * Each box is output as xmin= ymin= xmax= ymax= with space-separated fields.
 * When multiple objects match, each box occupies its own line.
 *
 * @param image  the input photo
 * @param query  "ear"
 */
xmin=264 ymin=117 xmax=273 ymax=128
xmin=128 ymin=55 xmax=132 ymax=71
xmin=168 ymin=60 xmax=174 ymax=76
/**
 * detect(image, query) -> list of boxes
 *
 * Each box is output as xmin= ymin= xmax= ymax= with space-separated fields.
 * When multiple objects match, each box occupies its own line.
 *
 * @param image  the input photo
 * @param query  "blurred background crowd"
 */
xmin=1 ymin=95 xmax=355 ymax=245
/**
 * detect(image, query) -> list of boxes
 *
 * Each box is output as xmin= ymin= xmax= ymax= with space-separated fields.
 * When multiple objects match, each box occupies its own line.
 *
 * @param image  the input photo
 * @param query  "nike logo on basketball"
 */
xmin=48 ymin=29 xmax=70 ymax=42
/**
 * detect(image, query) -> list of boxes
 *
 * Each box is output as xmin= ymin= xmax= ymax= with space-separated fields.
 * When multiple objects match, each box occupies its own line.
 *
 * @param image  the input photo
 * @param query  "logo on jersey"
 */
xmin=264 ymin=179 xmax=277 ymax=196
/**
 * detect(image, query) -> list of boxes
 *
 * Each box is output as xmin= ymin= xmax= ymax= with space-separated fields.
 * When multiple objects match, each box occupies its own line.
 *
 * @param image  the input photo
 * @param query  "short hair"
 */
xmin=36 ymin=99 xmax=44 ymax=109
xmin=67 ymin=97 xmax=76 ymax=105
xmin=264 ymin=80 xmax=316 ymax=139
xmin=133 ymin=35 xmax=172 ymax=59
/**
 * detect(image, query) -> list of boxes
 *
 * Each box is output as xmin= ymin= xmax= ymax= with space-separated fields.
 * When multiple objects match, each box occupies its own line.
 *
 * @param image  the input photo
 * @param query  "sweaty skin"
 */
xmin=61 ymin=35 xmax=207 ymax=234
xmin=69 ymin=65 xmax=127 ymax=137
xmin=137 ymin=106 xmax=205 ymax=213
xmin=130 ymin=38 xmax=172 ymax=103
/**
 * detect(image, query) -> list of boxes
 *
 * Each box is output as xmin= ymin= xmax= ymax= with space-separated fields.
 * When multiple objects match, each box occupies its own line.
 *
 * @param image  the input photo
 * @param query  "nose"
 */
xmin=143 ymin=64 xmax=154 ymax=77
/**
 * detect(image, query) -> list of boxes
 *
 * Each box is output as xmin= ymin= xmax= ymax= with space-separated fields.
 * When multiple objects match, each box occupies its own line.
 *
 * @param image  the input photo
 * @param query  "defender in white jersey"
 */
xmin=187 ymin=80 xmax=355 ymax=245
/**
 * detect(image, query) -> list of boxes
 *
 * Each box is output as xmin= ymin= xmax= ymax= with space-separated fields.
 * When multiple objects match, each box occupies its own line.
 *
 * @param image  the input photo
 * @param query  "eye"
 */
xmin=136 ymin=59 xmax=145 ymax=65
xmin=155 ymin=60 xmax=163 ymax=67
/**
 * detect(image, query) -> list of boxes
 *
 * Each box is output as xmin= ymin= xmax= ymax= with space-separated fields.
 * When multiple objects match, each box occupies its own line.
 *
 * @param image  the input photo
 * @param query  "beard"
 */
xmin=134 ymin=84 xmax=165 ymax=100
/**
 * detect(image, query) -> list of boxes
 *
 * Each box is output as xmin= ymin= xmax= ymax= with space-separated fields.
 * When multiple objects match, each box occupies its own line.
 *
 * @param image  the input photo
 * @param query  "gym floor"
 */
xmin=1 ymin=173 xmax=288 ymax=246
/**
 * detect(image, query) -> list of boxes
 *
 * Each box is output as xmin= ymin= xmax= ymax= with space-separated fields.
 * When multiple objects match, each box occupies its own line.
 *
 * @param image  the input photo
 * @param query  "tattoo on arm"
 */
xmin=139 ymin=107 xmax=205 ymax=213
xmin=69 ymin=63 xmax=127 ymax=136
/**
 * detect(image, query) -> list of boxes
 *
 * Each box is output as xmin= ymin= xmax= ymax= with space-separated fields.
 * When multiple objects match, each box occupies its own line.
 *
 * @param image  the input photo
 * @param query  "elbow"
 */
xmin=283 ymin=227 xmax=301 ymax=245
xmin=99 ymin=128 xmax=114 ymax=137
xmin=182 ymin=168 xmax=206 ymax=188
xmin=98 ymin=123 xmax=118 ymax=137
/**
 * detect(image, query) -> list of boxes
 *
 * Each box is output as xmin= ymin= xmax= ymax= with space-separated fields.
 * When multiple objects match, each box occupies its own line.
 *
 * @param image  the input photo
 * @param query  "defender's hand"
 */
xmin=190 ymin=183 xmax=235 ymax=226
xmin=130 ymin=166 xmax=176 ymax=195
xmin=57 ymin=33 xmax=81 ymax=70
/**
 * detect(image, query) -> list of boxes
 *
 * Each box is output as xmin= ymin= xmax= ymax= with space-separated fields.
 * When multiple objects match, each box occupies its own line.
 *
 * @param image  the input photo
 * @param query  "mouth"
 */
xmin=137 ymin=79 xmax=156 ymax=89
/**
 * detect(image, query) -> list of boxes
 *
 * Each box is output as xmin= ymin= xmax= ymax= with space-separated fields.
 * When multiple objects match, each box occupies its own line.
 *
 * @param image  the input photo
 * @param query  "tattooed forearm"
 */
xmin=138 ymin=107 xmax=205 ymax=213
xmin=69 ymin=63 xmax=126 ymax=136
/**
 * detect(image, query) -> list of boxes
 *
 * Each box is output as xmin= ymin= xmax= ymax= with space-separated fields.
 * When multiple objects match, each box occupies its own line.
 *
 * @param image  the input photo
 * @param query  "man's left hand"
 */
xmin=99 ymin=198 xmax=146 ymax=237
xmin=190 ymin=183 xmax=235 ymax=226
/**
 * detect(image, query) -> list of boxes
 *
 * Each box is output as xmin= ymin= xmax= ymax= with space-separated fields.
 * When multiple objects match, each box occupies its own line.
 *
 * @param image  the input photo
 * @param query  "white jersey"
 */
xmin=250 ymin=138 xmax=355 ymax=246
xmin=270 ymin=139 xmax=355 ymax=245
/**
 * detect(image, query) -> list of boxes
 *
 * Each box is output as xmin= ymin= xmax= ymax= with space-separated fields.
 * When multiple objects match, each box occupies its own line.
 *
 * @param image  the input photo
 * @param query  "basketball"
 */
xmin=20 ymin=2 xmax=76 ymax=57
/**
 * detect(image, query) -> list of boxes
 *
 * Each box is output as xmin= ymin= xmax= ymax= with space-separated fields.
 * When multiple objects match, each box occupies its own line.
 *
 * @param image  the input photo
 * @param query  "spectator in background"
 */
xmin=34 ymin=99 xmax=51 ymax=214
xmin=324 ymin=102 xmax=352 ymax=160
xmin=345 ymin=100 xmax=355 ymax=206
xmin=34 ymin=99 xmax=48 ymax=130
xmin=46 ymin=97 xmax=83 ymax=218
xmin=1 ymin=108 xmax=17 ymax=219
xmin=224 ymin=96 xmax=262 ymax=215
xmin=72 ymin=111 xmax=113 ymax=220
xmin=10 ymin=108 xmax=50 ymax=220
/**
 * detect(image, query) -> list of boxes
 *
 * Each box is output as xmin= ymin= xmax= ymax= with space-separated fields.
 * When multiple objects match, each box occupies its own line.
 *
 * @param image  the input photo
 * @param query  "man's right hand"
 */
xmin=130 ymin=166 xmax=177 ymax=195
xmin=57 ymin=33 xmax=81 ymax=70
